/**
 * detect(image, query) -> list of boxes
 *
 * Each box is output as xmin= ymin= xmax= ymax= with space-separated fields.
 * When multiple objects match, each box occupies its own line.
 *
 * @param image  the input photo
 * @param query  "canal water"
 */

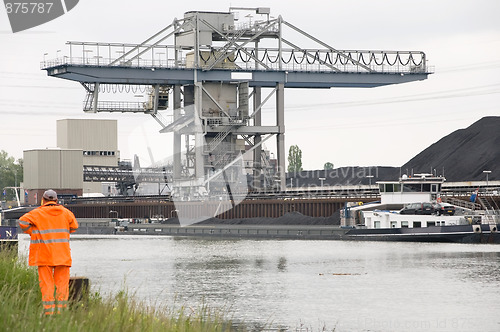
xmin=18 ymin=234 xmax=500 ymax=331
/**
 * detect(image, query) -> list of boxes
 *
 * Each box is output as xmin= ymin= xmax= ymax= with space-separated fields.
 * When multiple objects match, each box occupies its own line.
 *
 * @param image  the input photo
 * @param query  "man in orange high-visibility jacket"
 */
xmin=19 ymin=189 xmax=78 ymax=315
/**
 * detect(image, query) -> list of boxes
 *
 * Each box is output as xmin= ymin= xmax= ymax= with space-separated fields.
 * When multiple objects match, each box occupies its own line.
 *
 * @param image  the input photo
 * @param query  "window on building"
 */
xmin=413 ymin=222 xmax=421 ymax=228
xmin=83 ymin=150 xmax=116 ymax=157
xmin=401 ymin=221 xmax=409 ymax=228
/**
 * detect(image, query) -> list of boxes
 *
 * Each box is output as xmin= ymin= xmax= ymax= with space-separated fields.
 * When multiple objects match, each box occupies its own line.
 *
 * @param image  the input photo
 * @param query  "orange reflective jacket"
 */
xmin=19 ymin=202 xmax=78 ymax=266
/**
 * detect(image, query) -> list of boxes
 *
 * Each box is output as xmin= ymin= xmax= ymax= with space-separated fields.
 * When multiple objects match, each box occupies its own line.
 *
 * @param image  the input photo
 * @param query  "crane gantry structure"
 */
xmin=41 ymin=7 xmax=431 ymax=200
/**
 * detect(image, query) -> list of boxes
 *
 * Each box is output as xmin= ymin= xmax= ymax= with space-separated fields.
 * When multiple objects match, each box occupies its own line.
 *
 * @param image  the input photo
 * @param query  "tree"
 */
xmin=0 ymin=150 xmax=23 ymax=201
xmin=324 ymin=162 xmax=334 ymax=170
xmin=287 ymin=145 xmax=303 ymax=173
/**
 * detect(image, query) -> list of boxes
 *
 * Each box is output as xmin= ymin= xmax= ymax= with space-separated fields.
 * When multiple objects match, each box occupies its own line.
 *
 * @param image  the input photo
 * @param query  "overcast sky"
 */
xmin=1 ymin=0 xmax=499 ymax=170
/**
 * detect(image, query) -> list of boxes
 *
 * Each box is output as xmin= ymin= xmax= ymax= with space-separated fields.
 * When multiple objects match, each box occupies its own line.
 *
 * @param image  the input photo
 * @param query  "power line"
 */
xmin=280 ymin=83 xmax=500 ymax=111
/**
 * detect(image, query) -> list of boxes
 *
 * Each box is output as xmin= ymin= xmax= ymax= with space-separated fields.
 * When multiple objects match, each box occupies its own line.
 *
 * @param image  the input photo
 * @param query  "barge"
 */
xmin=341 ymin=174 xmax=500 ymax=243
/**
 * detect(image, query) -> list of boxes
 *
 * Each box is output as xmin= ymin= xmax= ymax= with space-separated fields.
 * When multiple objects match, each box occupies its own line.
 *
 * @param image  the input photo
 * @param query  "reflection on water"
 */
xmin=18 ymin=235 xmax=500 ymax=331
xmin=277 ymin=257 xmax=287 ymax=272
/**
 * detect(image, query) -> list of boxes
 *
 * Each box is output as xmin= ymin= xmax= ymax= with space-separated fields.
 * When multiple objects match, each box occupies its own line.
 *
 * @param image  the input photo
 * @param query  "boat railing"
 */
xmin=442 ymin=196 xmax=481 ymax=210
xmin=481 ymin=214 xmax=499 ymax=225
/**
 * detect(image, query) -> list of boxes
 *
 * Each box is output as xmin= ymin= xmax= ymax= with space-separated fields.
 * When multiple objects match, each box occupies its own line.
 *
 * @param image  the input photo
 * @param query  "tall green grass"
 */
xmin=0 ymin=249 xmax=237 ymax=331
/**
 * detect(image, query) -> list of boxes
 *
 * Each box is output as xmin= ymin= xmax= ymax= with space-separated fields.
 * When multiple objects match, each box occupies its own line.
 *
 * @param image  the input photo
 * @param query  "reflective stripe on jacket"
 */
xmin=19 ymin=202 xmax=78 ymax=266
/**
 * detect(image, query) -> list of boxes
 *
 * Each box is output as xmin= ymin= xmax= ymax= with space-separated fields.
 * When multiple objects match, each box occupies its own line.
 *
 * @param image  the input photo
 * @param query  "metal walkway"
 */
xmin=42 ymin=43 xmax=429 ymax=88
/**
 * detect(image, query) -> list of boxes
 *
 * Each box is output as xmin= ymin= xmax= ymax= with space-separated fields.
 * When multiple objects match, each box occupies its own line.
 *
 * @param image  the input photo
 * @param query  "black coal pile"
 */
xmin=401 ymin=116 xmax=500 ymax=181
xmin=290 ymin=116 xmax=499 ymax=185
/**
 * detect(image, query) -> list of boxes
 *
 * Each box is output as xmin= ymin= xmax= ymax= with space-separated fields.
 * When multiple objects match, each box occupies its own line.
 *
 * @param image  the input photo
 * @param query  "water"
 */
xmin=18 ymin=234 xmax=500 ymax=331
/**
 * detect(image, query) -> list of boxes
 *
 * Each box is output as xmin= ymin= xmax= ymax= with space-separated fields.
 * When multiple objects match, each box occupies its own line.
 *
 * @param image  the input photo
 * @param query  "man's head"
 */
xmin=42 ymin=189 xmax=58 ymax=203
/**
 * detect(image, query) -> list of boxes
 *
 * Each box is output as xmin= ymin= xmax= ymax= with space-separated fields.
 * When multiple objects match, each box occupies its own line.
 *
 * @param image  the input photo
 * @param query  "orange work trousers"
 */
xmin=38 ymin=266 xmax=70 ymax=315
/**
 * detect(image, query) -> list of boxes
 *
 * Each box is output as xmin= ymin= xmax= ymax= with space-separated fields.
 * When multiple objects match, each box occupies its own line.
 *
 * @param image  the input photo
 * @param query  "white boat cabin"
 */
xmin=362 ymin=175 xmax=470 ymax=229
xmin=378 ymin=174 xmax=443 ymax=205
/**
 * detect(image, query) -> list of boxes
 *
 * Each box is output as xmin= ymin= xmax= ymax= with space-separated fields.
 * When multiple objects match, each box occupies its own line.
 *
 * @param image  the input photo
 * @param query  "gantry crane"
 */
xmin=41 ymin=7 xmax=431 ymax=201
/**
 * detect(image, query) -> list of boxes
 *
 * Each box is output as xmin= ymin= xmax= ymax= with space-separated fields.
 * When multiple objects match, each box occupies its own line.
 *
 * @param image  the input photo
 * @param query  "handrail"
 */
xmin=41 ymin=41 xmax=431 ymax=74
xmin=83 ymin=100 xmax=146 ymax=113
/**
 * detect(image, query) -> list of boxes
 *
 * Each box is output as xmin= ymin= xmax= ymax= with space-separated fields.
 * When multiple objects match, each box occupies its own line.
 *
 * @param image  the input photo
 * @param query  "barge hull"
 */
xmin=345 ymin=224 xmax=500 ymax=243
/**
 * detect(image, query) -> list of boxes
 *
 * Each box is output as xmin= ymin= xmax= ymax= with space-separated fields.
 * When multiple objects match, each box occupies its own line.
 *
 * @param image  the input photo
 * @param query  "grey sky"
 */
xmin=1 ymin=0 xmax=499 ymax=170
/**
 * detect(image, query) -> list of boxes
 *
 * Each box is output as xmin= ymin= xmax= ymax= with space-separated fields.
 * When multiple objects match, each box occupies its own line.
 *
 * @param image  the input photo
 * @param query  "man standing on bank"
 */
xmin=19 ymin=189 xmax=78 ymax=315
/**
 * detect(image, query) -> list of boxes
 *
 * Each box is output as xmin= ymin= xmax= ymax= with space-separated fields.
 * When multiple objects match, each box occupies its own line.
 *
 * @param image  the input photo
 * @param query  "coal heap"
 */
xmin=290 ymin=116 xmax=499 ymax=185
xmin=401 ymin=116 xmax=500 ymax=182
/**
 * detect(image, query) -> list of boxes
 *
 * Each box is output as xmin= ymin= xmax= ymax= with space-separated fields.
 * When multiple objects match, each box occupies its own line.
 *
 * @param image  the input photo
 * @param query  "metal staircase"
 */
xmin=476 ymin=196 xmax=500 ymax=225
xmin=477 ymin=196 xmax=494 ymax=211
xmin=260 ymin=151 xmax=278 ymax=188
xmin=207 ymin=126 xmax=235 ymax=153
xmin=150 ymin=111 xmax=171 ymax=129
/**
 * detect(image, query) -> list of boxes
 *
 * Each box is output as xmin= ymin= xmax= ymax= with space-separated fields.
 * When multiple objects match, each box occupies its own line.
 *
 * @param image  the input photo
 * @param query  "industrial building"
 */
xmin=57 ymin=119 xmax=119 ymax=194
xmin=57 ymin=119 xmax=119 ymax=166
xmin=23 ymin=149 xmax=83 ymax=205
xmin=24 ymin=119 xmax=119 ymax=203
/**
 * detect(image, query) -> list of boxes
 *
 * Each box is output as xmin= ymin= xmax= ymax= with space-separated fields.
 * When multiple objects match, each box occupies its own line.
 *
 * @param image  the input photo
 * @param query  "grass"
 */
xmin=0 ymin=248 xmax=237 ymax=332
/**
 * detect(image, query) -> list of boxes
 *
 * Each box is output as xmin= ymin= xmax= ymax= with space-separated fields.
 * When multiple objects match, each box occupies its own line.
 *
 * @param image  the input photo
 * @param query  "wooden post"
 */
xmin=69 ymin=277 xmax=90 ymax=303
